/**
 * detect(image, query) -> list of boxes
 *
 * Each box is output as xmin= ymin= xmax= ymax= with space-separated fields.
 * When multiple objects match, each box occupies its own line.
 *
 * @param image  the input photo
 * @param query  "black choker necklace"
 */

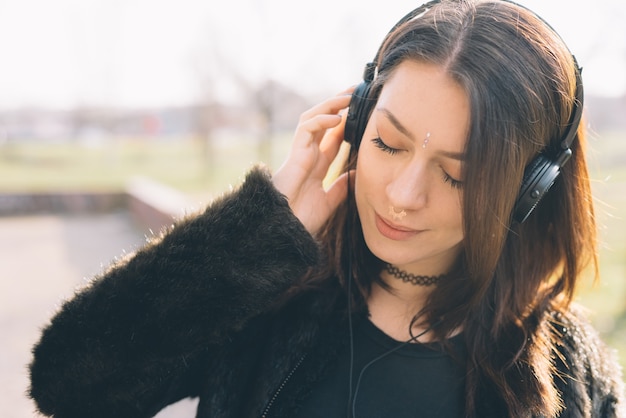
xmin=385 ymin=264 xmax=444 ymax=286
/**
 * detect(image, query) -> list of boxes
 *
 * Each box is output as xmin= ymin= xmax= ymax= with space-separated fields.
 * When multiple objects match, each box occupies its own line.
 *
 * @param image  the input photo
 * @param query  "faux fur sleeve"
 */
xmin=552 ymin=306 xmax=625 ymax=417
xmin=29 ymin=166 xmax=319 ymax=418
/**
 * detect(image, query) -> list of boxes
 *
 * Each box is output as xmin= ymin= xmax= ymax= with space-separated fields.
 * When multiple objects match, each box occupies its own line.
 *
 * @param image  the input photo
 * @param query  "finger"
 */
xmin=324 ymin=171 xmax=352 ymax=214
xmin=299 ymin=93 xmax=352 ymax=122
xmin=319 ymin=112 xmax=347 ymax=162
xmin=338 ymin=85 xmax=357 ymax=95
xmin=294 ymin=114 xmax=343 ymax=148
xmin=300 ymin=114 xmax=343 ymax=133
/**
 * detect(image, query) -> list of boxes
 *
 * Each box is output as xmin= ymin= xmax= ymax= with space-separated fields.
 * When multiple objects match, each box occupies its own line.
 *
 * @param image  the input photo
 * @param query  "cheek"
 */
xmin=448 ymin=197 xmax=464 ymax=236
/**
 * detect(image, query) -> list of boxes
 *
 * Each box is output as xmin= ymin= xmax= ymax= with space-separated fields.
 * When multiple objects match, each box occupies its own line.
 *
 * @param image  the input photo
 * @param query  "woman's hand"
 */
xmin=273 ymin=89 xmax=354 ymax=235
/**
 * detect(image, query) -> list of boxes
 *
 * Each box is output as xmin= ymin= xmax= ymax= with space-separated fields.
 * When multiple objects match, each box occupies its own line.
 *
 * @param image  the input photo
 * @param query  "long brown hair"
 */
xmin=302 ymin=1 xmax=597 ymax=416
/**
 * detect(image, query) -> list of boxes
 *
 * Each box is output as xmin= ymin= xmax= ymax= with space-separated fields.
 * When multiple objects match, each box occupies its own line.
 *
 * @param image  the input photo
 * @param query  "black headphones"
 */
xmin=344 ymin=0 xmax=584 ymax=224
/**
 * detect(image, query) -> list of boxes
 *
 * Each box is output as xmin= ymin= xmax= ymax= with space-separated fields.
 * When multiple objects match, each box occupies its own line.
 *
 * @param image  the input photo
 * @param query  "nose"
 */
xmin=386 ymin=161 xmax=429 ymax=211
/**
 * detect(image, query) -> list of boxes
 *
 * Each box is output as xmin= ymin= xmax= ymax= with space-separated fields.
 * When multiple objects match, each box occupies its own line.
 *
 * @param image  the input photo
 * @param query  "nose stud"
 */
xmin=389 ymin=205 xmax=407 ymax=221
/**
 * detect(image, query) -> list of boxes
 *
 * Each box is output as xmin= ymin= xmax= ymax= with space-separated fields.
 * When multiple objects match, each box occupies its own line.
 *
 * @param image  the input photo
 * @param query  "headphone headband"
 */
xmin=561 ymin=60 xmax=584 ymax=150
xmin=344 ymin=0 xmax=585 ymax=224
xmin=363 ymin=0 xmax=442 ymax=83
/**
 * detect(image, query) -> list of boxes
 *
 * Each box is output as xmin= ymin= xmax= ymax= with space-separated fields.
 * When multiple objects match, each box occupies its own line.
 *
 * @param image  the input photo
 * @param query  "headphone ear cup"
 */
xmin=513 ymin=154 xmax=561 ymax=223
xmin=345 ymin=81 xmax=374 ymax=149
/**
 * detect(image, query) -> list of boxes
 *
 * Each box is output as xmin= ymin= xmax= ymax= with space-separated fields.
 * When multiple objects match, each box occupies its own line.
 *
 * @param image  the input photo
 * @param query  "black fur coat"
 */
xmin=29 ymin=167 xmax=624 ymax=418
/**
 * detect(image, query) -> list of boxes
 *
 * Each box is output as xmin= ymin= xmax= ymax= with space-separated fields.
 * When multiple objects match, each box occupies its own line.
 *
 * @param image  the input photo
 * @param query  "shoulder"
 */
xmin=549 ymin=305 xmax=625 ymax=417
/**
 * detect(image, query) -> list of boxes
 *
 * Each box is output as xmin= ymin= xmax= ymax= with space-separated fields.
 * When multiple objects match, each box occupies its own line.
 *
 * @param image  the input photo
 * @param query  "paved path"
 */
xmin=0 ymin=212 xmax=198 ymax=417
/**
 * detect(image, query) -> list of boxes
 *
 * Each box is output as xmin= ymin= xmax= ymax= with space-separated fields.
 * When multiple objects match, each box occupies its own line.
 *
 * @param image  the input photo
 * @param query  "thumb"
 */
xmin=325 ymin=170 xmax=355 ymax=214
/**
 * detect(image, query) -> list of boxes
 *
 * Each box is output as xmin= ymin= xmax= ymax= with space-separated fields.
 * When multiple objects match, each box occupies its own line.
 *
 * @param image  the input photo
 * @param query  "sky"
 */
xmin=0 ymin=0 xmax=624 ymax=110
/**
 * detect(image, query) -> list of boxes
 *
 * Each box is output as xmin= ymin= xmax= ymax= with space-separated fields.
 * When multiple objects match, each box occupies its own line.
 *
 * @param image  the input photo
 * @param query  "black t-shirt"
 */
xmin=295 ymin=317 xmax=466 ymax=417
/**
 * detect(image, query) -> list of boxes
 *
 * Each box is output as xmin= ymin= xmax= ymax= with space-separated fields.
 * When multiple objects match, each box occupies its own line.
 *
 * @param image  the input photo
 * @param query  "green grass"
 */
xmin=0 ymin=135 xmax=292 ymax=196
xmin=2 ymin=130 xmax=626 ymax=372
xmin=577 ymin=130 xmax=626 ymax=366
xmin=1 ymin=137 xmax=204 ymax=192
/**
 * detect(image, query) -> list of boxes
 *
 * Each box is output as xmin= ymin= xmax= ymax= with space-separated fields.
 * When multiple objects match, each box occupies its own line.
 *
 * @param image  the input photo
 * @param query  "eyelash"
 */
xmin=371 ymin=137 xmax=400 ymax=155
xmin=442 ymin=172 xmax=464 ymax=190
xmin=371 ymin=137 xmax=463 ymax=189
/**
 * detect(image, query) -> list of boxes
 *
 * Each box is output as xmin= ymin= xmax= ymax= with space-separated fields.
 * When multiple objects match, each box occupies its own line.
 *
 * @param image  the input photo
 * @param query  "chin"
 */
xmin=363 ymin=235 xmax=412 ymax=265
xmin=366 ymin=235 xmax=463 ymax=274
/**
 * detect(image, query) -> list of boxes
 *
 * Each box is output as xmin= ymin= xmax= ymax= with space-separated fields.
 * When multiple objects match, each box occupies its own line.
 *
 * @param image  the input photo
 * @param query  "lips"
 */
xmin=375 ymin=213 xmax=422 ymax=241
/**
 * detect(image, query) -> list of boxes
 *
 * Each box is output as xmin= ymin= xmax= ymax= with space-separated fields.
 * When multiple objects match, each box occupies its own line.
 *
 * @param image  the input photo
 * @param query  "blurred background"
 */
xmin=1 ymin=0 xmax=625 ymax=416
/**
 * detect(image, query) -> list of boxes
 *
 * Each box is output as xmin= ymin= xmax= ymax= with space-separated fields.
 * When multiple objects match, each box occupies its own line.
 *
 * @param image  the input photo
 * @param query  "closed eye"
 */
xmin=442 ymin=171 xmax=463 ymax=189
xmin=371 ymin=137 xmax=401 ymax=155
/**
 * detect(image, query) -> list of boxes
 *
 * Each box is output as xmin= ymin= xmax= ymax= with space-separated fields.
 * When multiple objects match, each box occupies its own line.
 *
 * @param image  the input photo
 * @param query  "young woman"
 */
xmin=29 ymin=1 xmax=624 ymax=417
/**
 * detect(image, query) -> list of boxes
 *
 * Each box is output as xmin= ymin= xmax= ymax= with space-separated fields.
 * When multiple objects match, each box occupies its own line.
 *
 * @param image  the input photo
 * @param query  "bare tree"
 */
xmin=191 ymin=27 xmax=225 ymax=179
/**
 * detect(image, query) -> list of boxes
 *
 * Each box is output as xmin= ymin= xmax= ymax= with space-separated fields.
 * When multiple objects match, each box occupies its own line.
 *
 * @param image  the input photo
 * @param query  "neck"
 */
xmin=379 ymin=264 xmax=442 ymax=302
xmin=377 ymin=278 xmax=431 ymax=308
xmin=384 ymin=263 xmax=444 ymax=286
xmin=366 ymin=282 xmax=432 ymax=342
xmin=366 ymin=277 xmax=438 ymax=342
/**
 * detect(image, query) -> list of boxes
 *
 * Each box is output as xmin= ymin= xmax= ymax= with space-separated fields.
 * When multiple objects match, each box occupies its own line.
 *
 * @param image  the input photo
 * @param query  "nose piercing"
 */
xmin=389 ymin=205 xmax=407 ymax=221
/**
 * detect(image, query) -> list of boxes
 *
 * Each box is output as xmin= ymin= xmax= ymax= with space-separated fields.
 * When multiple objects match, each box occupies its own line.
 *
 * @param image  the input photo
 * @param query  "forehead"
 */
xmin=376 ymin=60 xmax=470 ymax=150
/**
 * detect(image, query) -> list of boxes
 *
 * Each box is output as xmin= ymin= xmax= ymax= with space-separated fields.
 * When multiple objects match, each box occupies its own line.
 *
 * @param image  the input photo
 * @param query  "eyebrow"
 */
xmin=376 ymin=107 xmax=466 ymax=161
xmin=377 ymin=107 xmax=415 ymax=141
xmin=437 ymin=149 xmax=465 ymax=161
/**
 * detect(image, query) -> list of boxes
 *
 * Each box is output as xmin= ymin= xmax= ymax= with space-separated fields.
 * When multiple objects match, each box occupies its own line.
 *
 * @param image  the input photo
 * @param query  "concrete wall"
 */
xmin=0 ymin=177 xmax=194 ymax=233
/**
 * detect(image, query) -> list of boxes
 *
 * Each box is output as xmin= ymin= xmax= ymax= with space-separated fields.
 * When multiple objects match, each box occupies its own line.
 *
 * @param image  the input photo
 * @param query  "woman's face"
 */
xmin=355 ymin=60 xmax=470 ymax=276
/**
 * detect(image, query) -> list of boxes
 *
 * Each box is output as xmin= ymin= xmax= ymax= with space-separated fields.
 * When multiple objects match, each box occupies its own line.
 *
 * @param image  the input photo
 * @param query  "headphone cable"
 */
xmin=346 ymin=169 xmax=355 ymax=418
xmin=350 ymin=323 xmax=438 ymax=417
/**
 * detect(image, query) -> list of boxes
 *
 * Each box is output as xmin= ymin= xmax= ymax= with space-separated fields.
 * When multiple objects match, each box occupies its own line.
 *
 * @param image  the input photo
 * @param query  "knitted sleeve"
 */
xmin=28 ymin=166 xmax=319 ymax=418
